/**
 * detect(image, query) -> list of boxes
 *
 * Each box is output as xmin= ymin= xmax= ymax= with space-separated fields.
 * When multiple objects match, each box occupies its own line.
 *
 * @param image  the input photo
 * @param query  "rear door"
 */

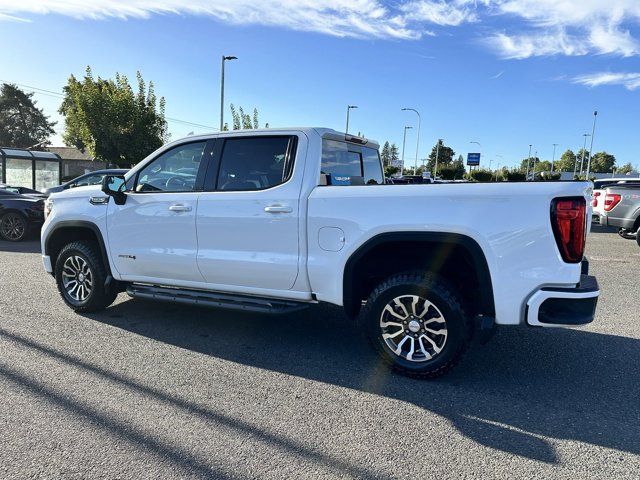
xmin=196 ymin=134 xmax=303 ymax=291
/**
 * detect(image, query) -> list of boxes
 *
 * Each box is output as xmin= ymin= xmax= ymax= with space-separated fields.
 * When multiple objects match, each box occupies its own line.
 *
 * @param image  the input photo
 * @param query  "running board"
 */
xmin=126 ymin=284 xmax=309 ymax=315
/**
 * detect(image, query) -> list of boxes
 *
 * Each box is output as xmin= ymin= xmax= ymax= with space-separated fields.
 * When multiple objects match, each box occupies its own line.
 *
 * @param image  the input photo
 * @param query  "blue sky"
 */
xmin=1 ymin=0 xmax=639 ymax=170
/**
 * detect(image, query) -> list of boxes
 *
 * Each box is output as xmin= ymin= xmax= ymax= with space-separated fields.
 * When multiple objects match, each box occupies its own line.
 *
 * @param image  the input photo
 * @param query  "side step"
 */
xmin=126 ymin=284 xmax=309 ymax=315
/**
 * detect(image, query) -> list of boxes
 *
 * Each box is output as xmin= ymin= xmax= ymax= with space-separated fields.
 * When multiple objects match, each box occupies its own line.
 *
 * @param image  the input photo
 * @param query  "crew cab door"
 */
xmin=196 ymin=134 xmax=304 ymax=291
xmin=106 ymin=140 xmax=212 ymax=283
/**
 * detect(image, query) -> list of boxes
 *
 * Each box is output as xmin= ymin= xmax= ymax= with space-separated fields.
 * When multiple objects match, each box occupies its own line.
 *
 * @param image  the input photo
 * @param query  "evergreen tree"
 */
xmin=0 ymin=83 xmax=56 ymax=148
xmin=380 ymin=141 xmax=391 ymax=166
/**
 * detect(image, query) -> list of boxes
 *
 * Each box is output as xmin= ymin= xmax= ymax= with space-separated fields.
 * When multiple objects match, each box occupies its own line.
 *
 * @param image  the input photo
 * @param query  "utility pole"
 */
xmin=400 ymin=126 xmax=413 ymax=176
xmin=220 ymin=55 xmax=237 ymax=130
xmin=401 ymin=108 xmax=421 ymax=175
xmin=525 ymin=144 xmax=532 ymax=180
xmin=551 ymin=143 xmax=558 ymax=174
xmin=586 ymin=111 xmax=598 ymax=179
xmin=434 ymin=138 xmax=442 ymax=179
xmin=345 ymin=105 xmax=358 ymax=134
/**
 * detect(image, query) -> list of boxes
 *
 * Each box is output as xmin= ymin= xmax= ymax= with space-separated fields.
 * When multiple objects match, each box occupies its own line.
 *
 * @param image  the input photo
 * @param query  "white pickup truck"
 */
xmin=41 ymin=128 xmax=599 ymax=378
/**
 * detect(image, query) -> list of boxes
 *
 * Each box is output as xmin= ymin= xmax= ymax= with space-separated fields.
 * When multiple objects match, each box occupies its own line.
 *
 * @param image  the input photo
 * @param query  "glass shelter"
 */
xmin=0 ymin=148 xmax=61 ymax=191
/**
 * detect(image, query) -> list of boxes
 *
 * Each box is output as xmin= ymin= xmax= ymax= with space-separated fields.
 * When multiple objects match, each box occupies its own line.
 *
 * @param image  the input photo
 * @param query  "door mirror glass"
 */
xmin=101 ymin=175 xmax=127 ymax=204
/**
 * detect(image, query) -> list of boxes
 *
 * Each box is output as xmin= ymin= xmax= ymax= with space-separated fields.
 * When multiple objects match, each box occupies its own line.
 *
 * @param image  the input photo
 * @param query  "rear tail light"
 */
xmin=591 ymin=191 xmax=600 ymax=207
xmin=603 ymin=193 xmax=621 ymax=212
xmin=551 ymin=197 xmax=586 ymax=263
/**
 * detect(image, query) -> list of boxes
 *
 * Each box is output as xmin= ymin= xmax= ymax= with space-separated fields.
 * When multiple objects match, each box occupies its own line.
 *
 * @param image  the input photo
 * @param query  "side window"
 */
xmin=75 ymin=174 xmax=102 ymax=187
xmin=216 ymin=136 xmax=293 ymax=191
xmin=321 ymin=140 xmax=383 ymax=185
xmin=362 ymin=147 xmax=384 ymax=185
xmin=135 ymin=141 xmax=206 ymax=192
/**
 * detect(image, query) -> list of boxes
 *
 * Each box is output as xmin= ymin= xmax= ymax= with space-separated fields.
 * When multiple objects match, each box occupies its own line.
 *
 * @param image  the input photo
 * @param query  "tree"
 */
xmin=466 ymin=169 xmax=493 ymax=182
xmin=438 ymin=155 xmax=465 ymax=180
xmin=575 ymin=148 xmax=590 ymax=171
xmin=380 ymin=141 xmax=391 ymax=167
xmin=555 ymin=149 xmax=576 ymax=172
xmin=618 ymin=162 xmax=634 ymax=175
xmin=519 ymin=156 xmax=540 ymax=172
xmin=590 ymin=152 xmax=616 ymax=173
xmin=229 ymin=104 xmax=267 ymax=130
xmin=389 ymin=143 xmax=400 ymax=168
xmin=384 ymin=165 xmax=399 ymax=177
xmin=0 ymin=83 xmax=56 ymax=148
xmin=427 ymin=139 xmax=454 ymax=172
xmin=59 ymin=67 xmax=167 ymax=166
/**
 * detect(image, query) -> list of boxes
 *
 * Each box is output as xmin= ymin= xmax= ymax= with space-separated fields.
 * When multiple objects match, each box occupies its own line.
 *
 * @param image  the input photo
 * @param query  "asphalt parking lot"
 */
xmin=0 ymin=226 xmax=639 ymax=479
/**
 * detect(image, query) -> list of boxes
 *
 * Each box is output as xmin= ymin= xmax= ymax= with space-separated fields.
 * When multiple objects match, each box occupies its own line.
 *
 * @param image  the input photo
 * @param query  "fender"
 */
xmin=342 ymin=231 xmax=495 ymax=318
xmin=44 ymin=220 xmax=112 ymax=275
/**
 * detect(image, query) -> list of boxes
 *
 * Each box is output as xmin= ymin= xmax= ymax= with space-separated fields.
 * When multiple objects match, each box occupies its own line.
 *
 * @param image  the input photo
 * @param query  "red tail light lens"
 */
xmin=603 ymin=193 xmax=621 ymax=212
xmin=591 ymin=191 xmax=600 ymax=207
xmin=551 ymin=197 xmax=586 ymax=263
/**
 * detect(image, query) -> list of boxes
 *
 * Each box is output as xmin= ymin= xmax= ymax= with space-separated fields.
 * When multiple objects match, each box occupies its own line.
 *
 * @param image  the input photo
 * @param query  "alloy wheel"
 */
xmin=62 ymin=255 xmax=93 ymax=302
xmin=379 ymin=295 xmax=448 ymax=362
xmin=0 ymin=214 xmax=26 ymax=241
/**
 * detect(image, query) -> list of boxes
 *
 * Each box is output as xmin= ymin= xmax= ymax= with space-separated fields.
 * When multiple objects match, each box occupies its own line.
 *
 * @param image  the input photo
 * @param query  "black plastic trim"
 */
xmin=537 ymin=274 xmax=599 ymax=326
xmin=43 ymin=220 xmax=111 ymax=275
xmin=342 ymin=232 xmax=495 ymax=318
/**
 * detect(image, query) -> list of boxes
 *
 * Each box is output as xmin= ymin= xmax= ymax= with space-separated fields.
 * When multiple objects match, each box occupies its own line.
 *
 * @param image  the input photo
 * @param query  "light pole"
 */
xmin=495 ymin=163 xmax=501 ymax=181
xmin=586 ymin=111 xmax=598 ymax=179
xmin=579 ymin=133 xmax=591 ymax=176
xmin=551 ymin=143 xmax=558 ymax=174
xmin=400 ymin=126 xmax=413 ymax=176
xmin=345 ymin=105 xmax=358 ymax=134
xmin=434 ymin=138 xmax=443 ymax=179
xmin=525 ymin=144 xmax=532 ymax=180
xmin=533 ymin=150 xmax=539 ymax=179
xmin=402 ymin=108 xmax=421 ymax=174
xmin=220 ymin=55 xmax=237 ymax=130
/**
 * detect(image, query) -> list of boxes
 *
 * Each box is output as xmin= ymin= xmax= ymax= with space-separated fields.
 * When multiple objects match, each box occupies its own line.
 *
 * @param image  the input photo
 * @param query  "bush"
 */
xmin=504 ymin=170 xmax=526 ymax=182
xmin=438 ymin=164 xmax=465 ymax=180
xmin=465 ymin=169 xmax=494 ymax=182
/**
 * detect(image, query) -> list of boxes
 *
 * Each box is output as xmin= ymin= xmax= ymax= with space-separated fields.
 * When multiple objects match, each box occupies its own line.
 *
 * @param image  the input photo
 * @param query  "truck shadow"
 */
xmin=85 ymin=299 xmax=639 ymax=464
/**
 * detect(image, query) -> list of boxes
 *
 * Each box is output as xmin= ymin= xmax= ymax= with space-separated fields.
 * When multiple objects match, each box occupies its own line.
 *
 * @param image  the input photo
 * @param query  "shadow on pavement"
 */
xmin=0 ymin=239 xmax=41 ymax=253
xmin=63 ymin=298 xmax=640 ymax=465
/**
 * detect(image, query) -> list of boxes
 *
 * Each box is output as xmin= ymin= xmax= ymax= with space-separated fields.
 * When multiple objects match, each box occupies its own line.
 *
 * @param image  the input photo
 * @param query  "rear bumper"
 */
xmin=526 ymin=274 xmax=599 ymax=327
xmin=599 ymin=214 xmax=635 ymax=229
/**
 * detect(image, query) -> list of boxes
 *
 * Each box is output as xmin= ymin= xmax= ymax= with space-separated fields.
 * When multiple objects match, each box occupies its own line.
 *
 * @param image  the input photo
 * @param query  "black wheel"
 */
xmin=359 ymin=272 xmax=472 ymax=379
xmin=618 ymin=228 xmax=635 ymax=240
xmin=0 ymin=212 xmax=28 ymax=241
xmin=636 ymin=232 xmax=640 ymax=248
xmin=55 ymin=241 xmax=117 ymax=312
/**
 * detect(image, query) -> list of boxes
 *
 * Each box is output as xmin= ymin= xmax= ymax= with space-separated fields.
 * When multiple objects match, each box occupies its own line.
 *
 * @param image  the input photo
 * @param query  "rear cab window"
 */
xmin=321 ymin=139 xmax=384 ymax=186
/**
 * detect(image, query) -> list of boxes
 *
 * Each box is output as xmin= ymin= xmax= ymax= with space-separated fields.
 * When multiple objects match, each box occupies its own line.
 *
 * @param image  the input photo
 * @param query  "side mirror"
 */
xmin=101 ymin=175 xmax=127 ymax=205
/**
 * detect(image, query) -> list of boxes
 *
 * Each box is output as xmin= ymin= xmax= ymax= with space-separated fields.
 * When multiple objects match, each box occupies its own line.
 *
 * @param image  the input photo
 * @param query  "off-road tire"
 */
xmin=358 ymin=272 xmax=472 ymax=379
xmin=55 ymin=241 xmax=117 ymax=312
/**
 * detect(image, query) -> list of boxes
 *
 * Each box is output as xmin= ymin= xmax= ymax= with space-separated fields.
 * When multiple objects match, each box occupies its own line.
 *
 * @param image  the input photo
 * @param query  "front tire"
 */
xmin=359 ymin=272 xmax=472 ymax=379
xmin=55 ymin=241 xmax=117 ymax=312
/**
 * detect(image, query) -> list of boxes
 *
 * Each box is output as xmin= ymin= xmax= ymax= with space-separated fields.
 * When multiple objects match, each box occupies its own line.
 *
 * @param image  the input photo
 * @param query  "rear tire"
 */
xmin=55 ymin=241 xmax=117 ymax=312
xmin=358 ymin=272 xmax=472 ymax=379
xmin=0 ymin=212 xmax=28 ymax=241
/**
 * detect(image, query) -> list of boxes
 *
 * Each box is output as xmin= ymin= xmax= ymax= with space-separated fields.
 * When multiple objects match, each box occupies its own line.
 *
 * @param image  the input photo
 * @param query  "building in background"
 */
xmin=0 ymin=147 xmax=61 ymax=190
xmin=45 ymin=147 xmax=107 ymax=182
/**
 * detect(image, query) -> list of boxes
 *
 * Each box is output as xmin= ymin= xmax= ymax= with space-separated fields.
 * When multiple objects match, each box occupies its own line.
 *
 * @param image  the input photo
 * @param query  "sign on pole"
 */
xmin=467 ymin=152 xmax=481 ymax=166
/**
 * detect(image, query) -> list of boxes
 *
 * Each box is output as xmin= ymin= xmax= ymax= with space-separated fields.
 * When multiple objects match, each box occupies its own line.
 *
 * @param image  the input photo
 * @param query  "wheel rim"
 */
xmin=1 ymin=214 xmax=25 ymax=240
xmin=62 ymin=256 xmax=93 ymax=302
xmin=379 ymin=295 xmax=448 ymax=363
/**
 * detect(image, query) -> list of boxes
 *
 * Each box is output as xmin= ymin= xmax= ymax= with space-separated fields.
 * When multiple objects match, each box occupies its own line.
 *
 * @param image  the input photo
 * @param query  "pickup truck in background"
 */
xmin=599 ymin=183 xmax=640 ymax=246
xmin=40 ymin=128 xmax=599 ymax=378
xmin=591 ymin=178 xmax=640 ymax=225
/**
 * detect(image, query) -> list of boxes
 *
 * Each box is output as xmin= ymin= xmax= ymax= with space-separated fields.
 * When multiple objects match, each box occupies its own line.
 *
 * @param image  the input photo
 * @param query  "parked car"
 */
xmin=0 ymin=189 xmax=45 ymax=241
xmin=598 ymin=183 xmax=640 ymax=245
xmin=43 ymin=169 xmax=128 ymax=196
xmin=0 ymin=184 xmax=47 ymax=199
xmin=41 ymin=128 xmax=599 ymax=378
xmin=591 ymin=178 xmax=640 ymax=223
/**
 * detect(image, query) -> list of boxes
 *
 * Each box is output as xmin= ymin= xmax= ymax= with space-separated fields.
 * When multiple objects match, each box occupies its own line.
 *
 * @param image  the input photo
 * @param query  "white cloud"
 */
xmin=573 ymin=72 xmax=640 ymax=90
xmin=400 ymin=0 xmax=480 ymax=27
xmin=486 ymin=30 xmax=589 ymax=59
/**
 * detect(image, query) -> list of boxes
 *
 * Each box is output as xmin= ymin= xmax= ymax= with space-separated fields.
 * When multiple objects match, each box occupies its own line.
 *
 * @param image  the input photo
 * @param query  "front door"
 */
xmin=196 ymin=134 xmax=303 ymax=291
xmin=107 ymin=140 xmax=211 ymax=284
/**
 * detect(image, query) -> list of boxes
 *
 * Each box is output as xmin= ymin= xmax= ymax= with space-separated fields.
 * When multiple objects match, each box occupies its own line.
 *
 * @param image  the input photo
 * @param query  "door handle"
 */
xmin=169 ymin=204 xmax=192 ymax=212
xmin=264 ymin=204 xmax=292 ymax=214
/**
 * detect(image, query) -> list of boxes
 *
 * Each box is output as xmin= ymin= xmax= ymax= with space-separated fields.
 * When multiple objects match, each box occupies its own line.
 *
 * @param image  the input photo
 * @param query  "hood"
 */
xmin=49 ymin=184 xmax=103 ymax=201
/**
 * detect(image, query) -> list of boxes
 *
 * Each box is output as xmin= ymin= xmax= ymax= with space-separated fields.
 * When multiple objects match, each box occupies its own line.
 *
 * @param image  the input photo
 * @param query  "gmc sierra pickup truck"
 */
xmin=41 ymin=128 xmax=599 ymax=378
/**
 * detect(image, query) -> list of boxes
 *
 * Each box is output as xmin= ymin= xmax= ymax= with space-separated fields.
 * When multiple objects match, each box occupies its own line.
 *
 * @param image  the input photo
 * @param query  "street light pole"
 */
xmin=579 ymin=133 xmax=591 ymax=177
xmin=345 ymin=105 xmax=358 ymax=134
xmin=400 ymin=126 xmax=413 ymax=176
xmin=551 ymin=143 xmax=558 ymax=174
xmin=495 ymin=163 xmax=501 ymax=181
xmin=402 ymin=108 xmax=421 ymax=175
xmin=586 ymin=111 xmax=598 ymax=179
xmin=220 ymin=55 xmax=237 ymax=130
xmin=525 ymin=144 xmax=532 ymax=180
